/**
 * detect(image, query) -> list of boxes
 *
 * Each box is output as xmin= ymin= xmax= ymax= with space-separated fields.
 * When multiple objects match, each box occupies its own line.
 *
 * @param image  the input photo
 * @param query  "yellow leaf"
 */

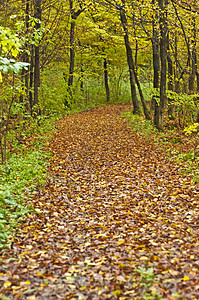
xmin=27 ymin=296 xmax=36 ymax=300
xmin=182 ymin=276 xmax=190 ymax=281
xmin=11 ymin=48 xmax=19 ymax=57
xmin=140 ymin=256 xmax=148 ymax=260
xmin=118 ymin=240 xmax=125 ymax=245
xmin=124 ymin=290 xmax=135 ymax=295
xmin=0 ymin=71 xmax=2 ymax=83
xmin=1 ymin=40 xmax=8 ymax=46
xmin=26 ymin=245 xmax=33 ymax=250
xmin=3 ymin=281 xmax=12 ymax=288
xmin=20 ymin=281 xmax=31 ymax=286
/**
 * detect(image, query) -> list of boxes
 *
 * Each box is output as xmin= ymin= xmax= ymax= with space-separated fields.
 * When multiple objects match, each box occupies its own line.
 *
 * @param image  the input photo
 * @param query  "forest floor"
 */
xmin=0 ymin=103 xmax=199 ymax=300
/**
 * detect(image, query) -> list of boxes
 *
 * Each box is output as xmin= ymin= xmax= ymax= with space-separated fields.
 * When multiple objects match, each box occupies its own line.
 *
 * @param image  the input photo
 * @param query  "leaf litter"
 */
xmin=0 ymin=103 xmax=199 ymax=299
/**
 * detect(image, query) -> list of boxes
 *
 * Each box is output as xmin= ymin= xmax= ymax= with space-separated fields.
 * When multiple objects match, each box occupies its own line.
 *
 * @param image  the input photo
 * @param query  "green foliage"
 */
xmin=184 ymin=123 xmax=199 ymax=135
xmin=135 ymin=267 xmax=163 ymax=299
xmin=39 ymin=65 xmax=132 ymax=115
xmin=0 ymin=150 xmax=50 ymax=249
xmin=0 ymin=57 xmax=29 ymax=74
xmin=183 ymin=123 xmax=199 ymax=160
xmin=123 ymin=111 xmax=199 ymax=183
xmin=167 ymin=91 xmax=199 ymax=126
xmin=0 ymin=115 xmax=56 ymax=249
xmin=39 ymin=68 xmax=69 ymax=114
xmin=0 ymin=26 xmax=21 ymax=57
xmin=122 ymin=112 xmax=157 ymax=138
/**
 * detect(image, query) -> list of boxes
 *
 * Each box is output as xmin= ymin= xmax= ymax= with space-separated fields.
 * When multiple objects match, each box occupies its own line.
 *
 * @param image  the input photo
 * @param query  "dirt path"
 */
xmin=0 ymin=103 xmax=199 ymax=299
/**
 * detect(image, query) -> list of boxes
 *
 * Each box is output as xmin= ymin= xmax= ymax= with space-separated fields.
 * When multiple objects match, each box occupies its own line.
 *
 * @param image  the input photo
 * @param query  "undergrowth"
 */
xmin=0 ymin=116 xmax=56 ymax=249
xmin=122 ymin=111 xmax=199 ymax=183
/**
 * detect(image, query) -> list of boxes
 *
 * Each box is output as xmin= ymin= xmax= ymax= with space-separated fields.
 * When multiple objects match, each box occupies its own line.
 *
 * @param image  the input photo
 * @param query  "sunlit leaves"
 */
xmin=0 ymin=26 xmax=21 ymax=57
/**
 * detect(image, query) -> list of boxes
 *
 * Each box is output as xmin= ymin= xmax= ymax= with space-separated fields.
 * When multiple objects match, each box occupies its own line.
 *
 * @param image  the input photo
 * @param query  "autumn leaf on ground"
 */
xmin=0 ymin=103 xmax=199 ymax=299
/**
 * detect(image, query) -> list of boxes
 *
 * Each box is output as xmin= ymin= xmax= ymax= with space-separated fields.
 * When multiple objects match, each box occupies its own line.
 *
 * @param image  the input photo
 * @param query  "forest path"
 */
xmin=1 ymin=103 xmax=199 ymax=299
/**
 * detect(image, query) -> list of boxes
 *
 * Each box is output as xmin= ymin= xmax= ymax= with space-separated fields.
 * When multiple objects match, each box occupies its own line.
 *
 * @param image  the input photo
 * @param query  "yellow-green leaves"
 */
xmin=184 ymin=123 xmax=199 ymax=135
xmin=0 ymin=26 xmax=21 ymax=57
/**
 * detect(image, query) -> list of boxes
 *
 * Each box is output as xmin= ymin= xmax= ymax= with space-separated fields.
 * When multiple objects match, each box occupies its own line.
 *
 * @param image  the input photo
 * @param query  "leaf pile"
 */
xmin=0 ymin=103 xmax=199 ymax=299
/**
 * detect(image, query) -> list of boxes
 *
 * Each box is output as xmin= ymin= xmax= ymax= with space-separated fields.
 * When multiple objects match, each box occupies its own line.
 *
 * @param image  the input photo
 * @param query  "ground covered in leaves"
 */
xmin=0 ymin=103 xmax=199 ymax=299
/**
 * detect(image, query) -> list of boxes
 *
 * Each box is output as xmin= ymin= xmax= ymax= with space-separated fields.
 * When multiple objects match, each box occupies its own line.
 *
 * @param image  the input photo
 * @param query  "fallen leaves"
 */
xmin=0 ymin=103 xmax=199 ymax=299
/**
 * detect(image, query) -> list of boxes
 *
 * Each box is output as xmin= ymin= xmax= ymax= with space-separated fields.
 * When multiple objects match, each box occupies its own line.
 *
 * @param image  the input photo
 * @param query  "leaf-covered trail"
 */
xmin=1 ymin=103 xmax=199 ymax=299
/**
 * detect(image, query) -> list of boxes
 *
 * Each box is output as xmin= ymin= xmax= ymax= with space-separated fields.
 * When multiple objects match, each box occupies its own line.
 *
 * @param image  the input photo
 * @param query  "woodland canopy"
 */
xmin=0 ymin=0 xmax=199 ymax=161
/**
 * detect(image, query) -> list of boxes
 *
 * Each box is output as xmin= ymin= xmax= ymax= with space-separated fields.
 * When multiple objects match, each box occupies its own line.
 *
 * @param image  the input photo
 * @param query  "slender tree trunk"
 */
xmin=189 ymin=15 xmax=196 ymax=93
xmin=34 ymin=0 xmax=41 ymax=110
xmin=152 ymin=0 xmax=160 ymax=119
xmin=167 ymin=32 xmax=174 ymax=119
xmin=196 ymin=70 xmax=199 ymax=121
xmin=134 ymin=70 xmax=151 ymax=120
xmin=68 ymin=17 xmax=76 ymax=89
xmin=20 ymin=0 xmax=30 ymax=105
xmin=104 ymin=57 xmax=110 ymax=102
xmin=155 ymin=0 xmax=167 ymax=131
xmin=119 ymin=6 xmax=140 ymax=114
xmin=25 ymin=0 xmax=30 ymax=109
xmin=174 ymin=32 xmax=180 ymax=93
xmin=66 ymin=0 xmax=84 ymax=107
xmin=80 ymin=65 xmax=84 ymax=92
xmin=29 ymin=45 xmax=34 ymax=115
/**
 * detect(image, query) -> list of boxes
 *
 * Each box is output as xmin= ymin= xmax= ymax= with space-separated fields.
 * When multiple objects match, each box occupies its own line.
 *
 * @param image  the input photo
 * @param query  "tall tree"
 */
xmin=67 ymin=0 xmax=84 ymax=99
xmin=34 ymin=0 xmax=42 ymax=110
xmin=154 ymin=0 xmax=168 ymax=130
xmin=119 ymin=1 xmax=140 ymax=114
xmin=103 ymin=57 xmax=110 ymax=102
xmin=152 ymin=0 xmax=160 ymax=116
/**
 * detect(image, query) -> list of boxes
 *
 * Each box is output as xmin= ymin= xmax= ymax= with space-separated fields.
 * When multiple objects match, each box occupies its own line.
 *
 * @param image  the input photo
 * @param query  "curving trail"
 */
xmin=1 ymin=103 xmax=199 ymax=299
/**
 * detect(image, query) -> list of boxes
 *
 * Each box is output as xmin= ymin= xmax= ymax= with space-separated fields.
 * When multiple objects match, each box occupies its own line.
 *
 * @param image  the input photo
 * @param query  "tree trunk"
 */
xmin=119 ymin=6 xmax=140 ymax=114
xmin=21 ymin=0 xmax=30 ymax=110
xmin=80 ymin=65 xmax=84 ymax=92
xmin=189 ymin=15 xmax=196 ymax=93
xmin=20 ymin=0 xmax=30 ymax=106
xmin=154 ymin=0 xmax=167 ymax=131
xmin=167 ymin=31 xmax=174 ymax=119
xmin=174 ymin=32 xmax=180 ymax=93
xmin=134 ymin=70 xmax=151 ymax=120
xmin=104 ymin=58 xmax=110 ymax=102
xmin=66 ymin=0 xmax=84 ymax=107
xmin=25 ymin=0 xmax=30 ymax=109
xmin=34 ymin=0 xmax=41 ymax=111
xmin=152 ymin=0 xmax=160 ymax=118
xmin=29 ymin=45 xmax=34 ymax=115
xmin=68 ymin=18 xmax=75 ymax=89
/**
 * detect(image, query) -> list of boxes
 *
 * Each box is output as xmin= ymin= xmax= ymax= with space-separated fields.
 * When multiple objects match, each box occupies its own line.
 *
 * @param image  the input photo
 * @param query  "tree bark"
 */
xmin=119 ymin=6 xmax=140 ymax=114
xmin=104 ymin=57 xmax=110 ymax=102
xmin=29 ymin=45 xmax=34 ymax=115
xmin=66 ymin=0 xmax=84 ymax=107
xmin=167 ymin=31 xmax=174 ymax=119
xmin=34 ymin=0 xmax=42 ymax=110
xmin=25 ymin=0 xmax=30 ymax=107
xmin=152 ymin=0 xmax=160 ymax=121
xmin=134 ymin=69 xmax=151 ymax=120
xmin=20 ymin=0 xmax=30 ymax=107
xmin=68 ymin=16 xmax=76 ymax=88
xmin=174 ymin=32 xmax=180 ymax=93
xmin=154 ymin=0 xmax=167 ymax=131
xmin=189 ymin=15 xmax=196 ymax=93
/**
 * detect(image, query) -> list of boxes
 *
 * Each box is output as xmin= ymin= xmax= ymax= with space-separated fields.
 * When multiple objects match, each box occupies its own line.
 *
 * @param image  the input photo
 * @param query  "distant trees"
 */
xmin=0 ymin=0 xmax=199 ymax=162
